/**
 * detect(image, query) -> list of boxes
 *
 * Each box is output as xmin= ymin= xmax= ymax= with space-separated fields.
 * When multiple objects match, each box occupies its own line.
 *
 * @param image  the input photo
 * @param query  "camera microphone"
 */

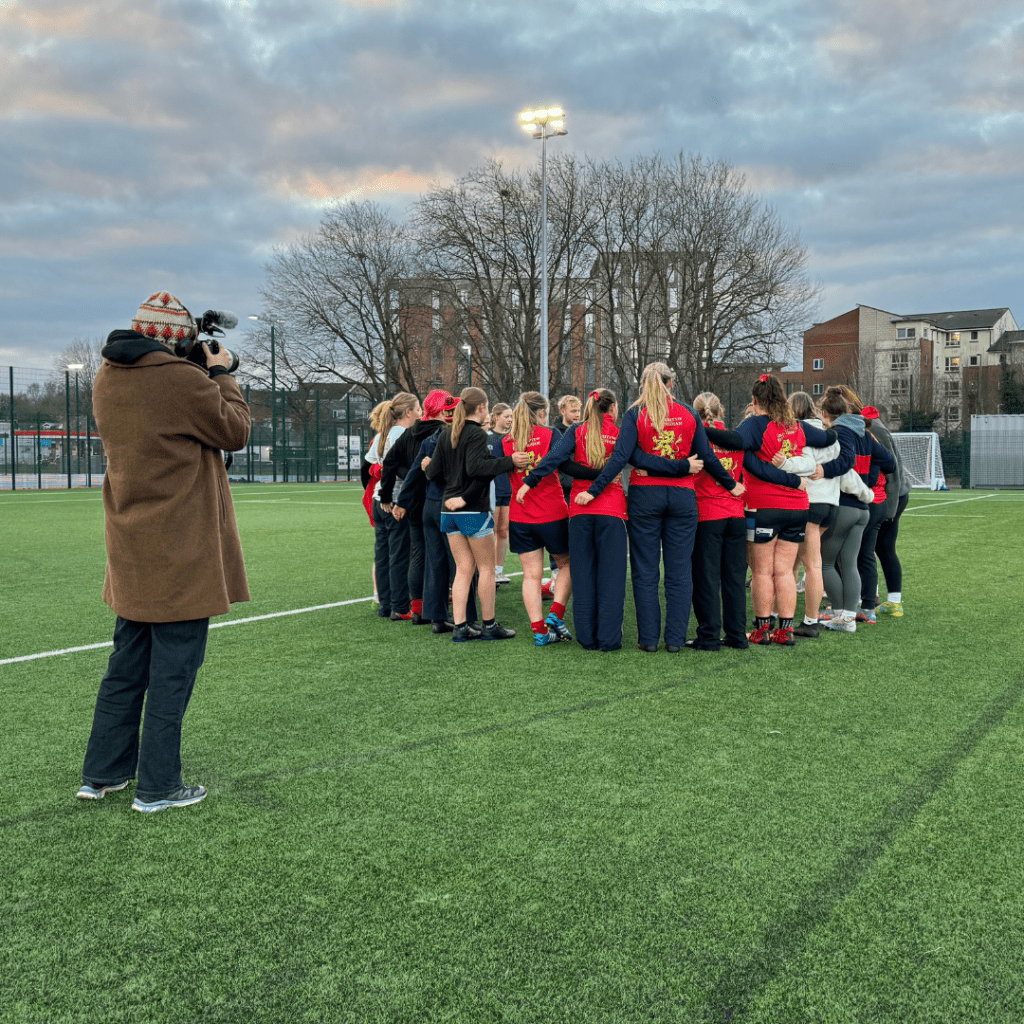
xmin=196 ymin=310 xmax=239 ymax=335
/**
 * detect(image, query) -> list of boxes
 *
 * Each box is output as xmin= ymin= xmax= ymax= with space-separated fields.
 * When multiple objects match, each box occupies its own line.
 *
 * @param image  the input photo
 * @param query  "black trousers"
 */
xmin=858 ymin=501 xmax=888 ymax=609
xmin=876 ymin=492 xmax=909 ymax=594
xmin=422 ymin=498 xmax=478 ymax=624
xmin=569 ymin=514 xmax=627 ymax=651
xmin=82 ymin=617 xmax=209 ymax=801
xmin=691 ymin=517 xmax=748 ymax=649
xmin=408 ymin=518 xmax=425 ymax=603
xmin=374 ymin=499 xmax=411 ymax=615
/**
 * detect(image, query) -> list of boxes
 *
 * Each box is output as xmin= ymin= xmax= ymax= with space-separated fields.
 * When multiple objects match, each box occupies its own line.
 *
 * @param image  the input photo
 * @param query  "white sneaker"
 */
xmin=796 ymin=577 xmax=806 ymax=594
xmin=824 ymin=616 xmax=856 ymax=633
xmin=494 ymin=572 xmax=511 ymax=585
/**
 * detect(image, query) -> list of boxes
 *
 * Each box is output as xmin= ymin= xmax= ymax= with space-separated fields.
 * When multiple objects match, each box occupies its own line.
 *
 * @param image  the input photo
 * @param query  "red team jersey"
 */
xmin=872 ymin=472 xmax=887 ymax=505
xmin=694 ymin=420 xmax=745 ymax=521
xmin=503 ymin=426 xmax=570 ymax=524
xmin=570 ymin=415 xmax=627 ymax=520
xmin=631 ymin=401 xmax=697 ymax=489
xmin=744 ymin=420 xmax=810 ymax=511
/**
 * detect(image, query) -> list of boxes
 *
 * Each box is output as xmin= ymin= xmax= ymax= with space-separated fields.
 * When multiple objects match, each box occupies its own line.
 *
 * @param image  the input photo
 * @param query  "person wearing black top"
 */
xmin=380 ymin=390 xmax=451 ymax=624
xmin=426 ymin=387 xmax=530 ymax=642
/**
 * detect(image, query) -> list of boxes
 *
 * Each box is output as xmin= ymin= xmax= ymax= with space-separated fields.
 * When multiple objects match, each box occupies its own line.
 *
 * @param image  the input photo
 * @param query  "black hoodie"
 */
xmin=377 ymin=417 xmax=446 ymax=510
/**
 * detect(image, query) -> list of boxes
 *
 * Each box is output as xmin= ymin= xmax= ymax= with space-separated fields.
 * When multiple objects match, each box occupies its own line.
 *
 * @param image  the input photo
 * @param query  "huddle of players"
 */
xmin=363 ymin=362 xmax=908 ymax=650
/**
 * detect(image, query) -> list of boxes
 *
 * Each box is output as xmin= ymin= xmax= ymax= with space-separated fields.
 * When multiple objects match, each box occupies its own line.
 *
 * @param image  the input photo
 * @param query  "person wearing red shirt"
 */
xmin=506 ymin=392 xmax=574 ymax=645
xmin=689 ymin=392 xmax=749 ymax=650
xmin=578 ymin=362 xmax=744 ymax=652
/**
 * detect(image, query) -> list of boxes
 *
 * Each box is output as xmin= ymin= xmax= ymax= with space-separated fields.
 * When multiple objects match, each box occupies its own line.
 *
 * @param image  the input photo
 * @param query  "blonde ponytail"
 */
xmin=632 ymin=361 xmax=673 ymax=432
xmin=376 ymin=392 xmax=418 ymax=455
xmin=510 ymin=391 xmax=548 ymax=451
xmin=582 ymin=388 xmax=616 ymax=469
xmin=451 ymin=387 xmax=487 ymax=448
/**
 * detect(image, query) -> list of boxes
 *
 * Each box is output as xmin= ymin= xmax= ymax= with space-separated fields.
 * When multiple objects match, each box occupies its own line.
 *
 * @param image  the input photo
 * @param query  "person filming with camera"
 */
xmin=77 ymin=291 xmax=251 ymax=813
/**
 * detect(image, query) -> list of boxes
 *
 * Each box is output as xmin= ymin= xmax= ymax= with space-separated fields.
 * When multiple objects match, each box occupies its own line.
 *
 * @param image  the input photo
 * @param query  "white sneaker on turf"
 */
xmin=494 ymin=572 xmax=511 ymax=585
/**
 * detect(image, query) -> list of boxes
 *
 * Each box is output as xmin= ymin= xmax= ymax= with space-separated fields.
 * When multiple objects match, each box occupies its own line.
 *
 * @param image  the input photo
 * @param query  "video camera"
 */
xmin=175 ymin=310 xmax=241 ymax=374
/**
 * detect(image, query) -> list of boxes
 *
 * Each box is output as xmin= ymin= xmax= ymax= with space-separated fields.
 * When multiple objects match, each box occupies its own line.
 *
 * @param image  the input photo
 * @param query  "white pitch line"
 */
xmin=903 ymin=494 xmax=994 ymax=514
xmin=0 ymin=574 xmax=526 ymax=666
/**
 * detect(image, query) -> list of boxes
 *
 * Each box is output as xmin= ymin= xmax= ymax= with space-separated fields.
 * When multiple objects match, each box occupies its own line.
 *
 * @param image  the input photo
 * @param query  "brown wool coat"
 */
xmin=93 ymin=350 xmax=251 ymax=622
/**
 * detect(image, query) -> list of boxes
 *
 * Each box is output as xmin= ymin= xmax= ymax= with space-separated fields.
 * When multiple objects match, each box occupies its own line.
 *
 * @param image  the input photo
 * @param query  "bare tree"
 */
xmin=247 ymin=201 xmax=420 ymax=402
xmin=50 ymin=338 xmax=106 ymax=408
xmin=582 ymin=153 xmax=819 ymax=401
xmin=414 ymin=158 xmax=593 ymax=401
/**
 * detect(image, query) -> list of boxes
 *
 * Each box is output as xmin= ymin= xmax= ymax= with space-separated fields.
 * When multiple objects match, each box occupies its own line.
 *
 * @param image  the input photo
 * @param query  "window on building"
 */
xmin=945 ymin=380 xmax=960 ymax=397
xmin=891 ymin=352 xmax=910 ymax=371
xmin=890 ymin=378 xmax=909 ymax=397
xmin=946 ymin=334 xmax=960 ymax=347
xmin=947 ymin=406 xmax=959 ymax=420
xmin=922 ymin=329 xmax=929 ymax=339
xmin=431 ymin=292 xmax=439 ymax=310
xmin=432 ymin=312 xmax=441 ymax=332
xmin=511 ymin=291 xmax=520 ymax=307
xmin=945 ymin=357 xmax=960 ymax=372
xmin=812 ymin=383 xmax=824 ymax=395
xmin=896 ymin=327 xmax=917 ymax=339
xmin=969 ymin=355 xmax=979 ymax=366
xmin=585 ymin=312 xmax=594 ymax=334
xmin=812 ymin=358 xmax=824 ymax=370
xmin=458 ymin=288 xmax=468 ymax=305
xmin=970 ymin=331 xmax=978 ymax=340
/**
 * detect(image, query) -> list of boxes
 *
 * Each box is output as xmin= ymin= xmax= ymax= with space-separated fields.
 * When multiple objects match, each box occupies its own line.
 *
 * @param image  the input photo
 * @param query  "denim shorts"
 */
xmin=440 ymin=511 xmax=494 ymax=539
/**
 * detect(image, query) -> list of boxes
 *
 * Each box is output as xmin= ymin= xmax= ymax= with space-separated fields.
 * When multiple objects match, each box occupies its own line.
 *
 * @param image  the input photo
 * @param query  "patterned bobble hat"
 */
xmin=131 ymin=291 xmax=197 ymax=350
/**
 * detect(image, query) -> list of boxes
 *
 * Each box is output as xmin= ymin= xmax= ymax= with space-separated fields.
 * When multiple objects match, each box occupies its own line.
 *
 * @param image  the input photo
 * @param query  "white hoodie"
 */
xmin=778 ymin=417 xmax=874 ymax=506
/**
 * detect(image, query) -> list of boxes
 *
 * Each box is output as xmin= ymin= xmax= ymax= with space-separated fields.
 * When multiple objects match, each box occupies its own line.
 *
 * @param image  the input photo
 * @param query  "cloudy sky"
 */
xmin=2 ymin=0 xmax=1023 ymax=370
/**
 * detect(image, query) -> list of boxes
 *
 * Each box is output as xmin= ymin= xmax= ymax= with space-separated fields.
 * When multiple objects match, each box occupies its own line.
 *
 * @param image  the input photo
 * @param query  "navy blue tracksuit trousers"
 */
xmin=691 ymin=517 xmax=748 ymax=649
xmin=373 ymin=499 xmax=411 ymax=615
xmin=422 ymin=498 xmax=478 ymax=625
xmin=569 ymin=514 xmax=628 ymax=652
xmin=626 ymin=485 xmax=699 ymax=648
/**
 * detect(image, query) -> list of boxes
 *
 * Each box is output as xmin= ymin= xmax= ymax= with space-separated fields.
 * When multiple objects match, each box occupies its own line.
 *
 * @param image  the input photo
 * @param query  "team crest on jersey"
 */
xmin=653 ymin=429 xmax=678 ymax=457
xmin=778 ymin=437 xmax=795 ymax=459
xmin=719 ymin=455 xmax=735 ymax=472
xmin=524 ymin=449 xmax=541 ymax=471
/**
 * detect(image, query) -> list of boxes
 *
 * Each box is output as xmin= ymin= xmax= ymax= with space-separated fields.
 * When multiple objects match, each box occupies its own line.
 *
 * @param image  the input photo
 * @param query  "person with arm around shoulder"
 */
xmin=427 ymin=388 xmax=529 ymax=642
xmin=579 ymin=361 xmax=743 ymax=652
xmin=79 ymin=291 xmax=250 ymax=813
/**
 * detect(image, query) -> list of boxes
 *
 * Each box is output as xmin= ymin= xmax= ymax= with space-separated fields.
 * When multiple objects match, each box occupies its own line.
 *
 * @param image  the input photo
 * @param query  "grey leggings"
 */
xmin=820 ymin=505 xmax=869 ymax=612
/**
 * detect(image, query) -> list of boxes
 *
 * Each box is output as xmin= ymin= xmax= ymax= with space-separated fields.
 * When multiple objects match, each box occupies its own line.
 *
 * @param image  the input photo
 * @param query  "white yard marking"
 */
xmin=1 ymin=575 xmax=525 ymax=666
xmin=903 ymin=494 xmax=995 ymax=514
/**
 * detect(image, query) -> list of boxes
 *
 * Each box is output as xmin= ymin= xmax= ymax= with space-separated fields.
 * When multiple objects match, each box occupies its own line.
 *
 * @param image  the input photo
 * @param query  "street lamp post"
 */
xmin=248 ymin=316 xmax=284 ymax=482
xmin=68 ymin=363 xmax=84 ymax=478
xmin=462 ymin=343 xmax=472 ymax=387
xmin=518 ymin=106 xmax=568 ymax=400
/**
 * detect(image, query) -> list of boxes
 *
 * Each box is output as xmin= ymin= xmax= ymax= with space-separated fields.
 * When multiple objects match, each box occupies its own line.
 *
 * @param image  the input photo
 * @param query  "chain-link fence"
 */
xmin=0 ymin=365 xmax=375 ymax=490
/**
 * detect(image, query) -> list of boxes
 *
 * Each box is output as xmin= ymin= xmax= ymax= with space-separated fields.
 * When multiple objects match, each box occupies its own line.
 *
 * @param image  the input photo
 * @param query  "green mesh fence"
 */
xmin=0 ymin=366 xmax=374 ymax=490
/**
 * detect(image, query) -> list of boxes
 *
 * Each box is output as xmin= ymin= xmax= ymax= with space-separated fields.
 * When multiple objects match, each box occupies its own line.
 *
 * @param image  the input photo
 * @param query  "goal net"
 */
xmin=891 ymin=432 xmax=947 ymax=490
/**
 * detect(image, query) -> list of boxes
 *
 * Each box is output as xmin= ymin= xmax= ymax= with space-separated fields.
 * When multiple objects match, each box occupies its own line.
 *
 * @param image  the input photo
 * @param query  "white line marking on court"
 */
xmin=902 ymin=514 xmax=988 ymax=518
xmin=903 ymin=494 xmax=994 ymax=514
xmin=0 ymin=575 xmax=525 ymax=666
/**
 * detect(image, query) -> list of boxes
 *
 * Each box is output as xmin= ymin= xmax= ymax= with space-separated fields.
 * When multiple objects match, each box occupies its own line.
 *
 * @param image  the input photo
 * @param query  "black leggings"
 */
xmin=858 ymin=501 xmax=888 ymax=609
xmin=875 ymin=492 xmax=909 ymax=594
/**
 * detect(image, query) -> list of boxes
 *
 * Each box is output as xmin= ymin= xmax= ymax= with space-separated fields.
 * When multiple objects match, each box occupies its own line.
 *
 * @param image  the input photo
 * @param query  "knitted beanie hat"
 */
xmin=131 ymin=291 xmax=197 ymax=350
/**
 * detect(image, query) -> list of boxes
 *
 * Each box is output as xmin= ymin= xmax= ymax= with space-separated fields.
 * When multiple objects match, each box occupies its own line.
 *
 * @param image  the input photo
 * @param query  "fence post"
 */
xmin=9 ymin=366 xmax=15 ymax=491
xmin=65 ymin=370 xmax=72 ymax=489
xmin=86 ymin=414 xmax=92 ymax=488
xmin=346 ymin=394 xmax=352 ymax=483
xmin=315 ymin=391 xmax=321 ymax=483
xmin=36 ymin=412 xmax=42 ymax=489
xmin=728 ymin=382 xmax=733 ymax=427
xmin=961 ymin=429 xmax=970 ymax=489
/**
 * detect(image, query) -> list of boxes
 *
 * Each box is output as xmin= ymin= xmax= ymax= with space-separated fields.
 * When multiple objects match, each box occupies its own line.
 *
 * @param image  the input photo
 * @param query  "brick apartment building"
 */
xmin=778 ymin=305 xmax=1021 ymax=432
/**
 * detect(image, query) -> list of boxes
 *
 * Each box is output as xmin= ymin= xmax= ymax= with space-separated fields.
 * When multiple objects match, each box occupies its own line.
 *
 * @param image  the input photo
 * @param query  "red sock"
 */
xmin=531 ymin=620 xmax=547 ymax=635
xmin=411 ymin=599 xmax=423 ymax=615
xmin=551 ymin=601 xmax=566 ymax=620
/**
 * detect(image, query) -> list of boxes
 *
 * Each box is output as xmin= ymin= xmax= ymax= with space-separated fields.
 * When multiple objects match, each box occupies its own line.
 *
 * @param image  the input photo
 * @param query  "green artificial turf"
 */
xmin=2 ymin=485 xmax=1022 ymax=1023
